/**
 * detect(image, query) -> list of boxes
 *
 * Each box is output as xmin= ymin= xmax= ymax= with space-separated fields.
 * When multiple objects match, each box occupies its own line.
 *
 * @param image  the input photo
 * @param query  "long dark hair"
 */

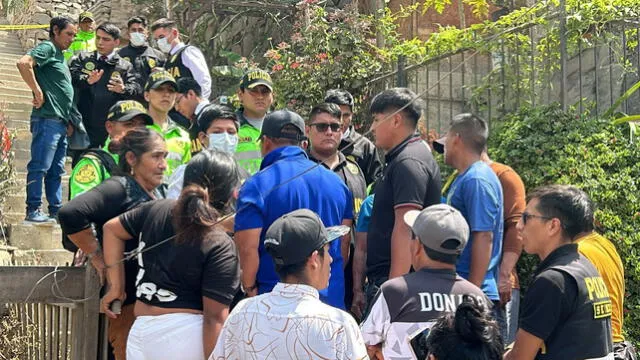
xmin=425 ymin=296 xmax=503 ymax=360
xmin=172 ymin=150 xmax=240 ymax=244
xmin=108 ymin=127 xmax=164 ymax=175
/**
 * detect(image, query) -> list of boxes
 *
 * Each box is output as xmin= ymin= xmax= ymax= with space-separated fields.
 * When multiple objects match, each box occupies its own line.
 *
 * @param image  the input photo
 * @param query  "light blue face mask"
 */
xmin=207 ymin=133 xmax=239 ymax=154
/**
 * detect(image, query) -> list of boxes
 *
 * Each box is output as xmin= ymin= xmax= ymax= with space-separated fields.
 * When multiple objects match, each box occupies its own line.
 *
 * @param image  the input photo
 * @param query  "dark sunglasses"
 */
xmin=310 ymin=122 xmax=341 ymax=132
xmin=521 ymin=211 xmax=553 ymax=225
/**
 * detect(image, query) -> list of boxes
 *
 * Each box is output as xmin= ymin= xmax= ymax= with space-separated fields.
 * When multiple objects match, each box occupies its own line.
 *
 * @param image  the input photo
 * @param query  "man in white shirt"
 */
xmin=211 ymin=209 xmax=368 ymax=360
xmin=150 ymin=18 xmax=212 ymax=99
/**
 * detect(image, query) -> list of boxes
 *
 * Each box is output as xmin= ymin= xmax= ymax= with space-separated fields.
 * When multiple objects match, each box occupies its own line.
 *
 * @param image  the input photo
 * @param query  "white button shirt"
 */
xmin=170 ymin=43 xmax=212 ymax=99
xmin=211 ymin=283 xmax=369 ymax=360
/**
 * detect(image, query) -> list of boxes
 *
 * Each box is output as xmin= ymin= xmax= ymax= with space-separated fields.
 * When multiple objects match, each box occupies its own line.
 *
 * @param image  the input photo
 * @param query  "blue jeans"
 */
xmin=505 ymin=288 xmax=520 ymax=345
xmin=491 ymin=300 xmax=507 ymax=343
xmin=26 ymin=116 xmax=67 ymax=214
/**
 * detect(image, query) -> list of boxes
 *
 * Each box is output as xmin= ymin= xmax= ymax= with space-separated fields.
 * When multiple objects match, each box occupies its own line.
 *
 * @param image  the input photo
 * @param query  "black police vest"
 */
xmin=538 ymin=254 xmax=614 ymax=360
xmin=165 ymin=45 xmax=194 ymax=81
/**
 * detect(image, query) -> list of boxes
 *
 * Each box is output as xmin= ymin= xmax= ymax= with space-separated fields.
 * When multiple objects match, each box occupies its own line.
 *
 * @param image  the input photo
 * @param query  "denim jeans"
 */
xmin=26 ymin=116 xmax=67 ymax=214
xmin=505 ymin=288 xmax=520 ymax=345
xmin=491 ymin=300 xmax=508 ymax=344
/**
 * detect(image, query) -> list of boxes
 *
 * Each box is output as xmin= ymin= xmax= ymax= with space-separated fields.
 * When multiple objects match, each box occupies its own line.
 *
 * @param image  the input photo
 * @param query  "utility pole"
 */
xmin=372 ymin=0 xmax=385 ymax=47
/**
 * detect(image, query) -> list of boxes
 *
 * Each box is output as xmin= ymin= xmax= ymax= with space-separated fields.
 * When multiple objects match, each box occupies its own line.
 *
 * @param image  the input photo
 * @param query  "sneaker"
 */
xmin=25 ymin=209 xmax=57 ymax=223
xmin=48 ymin=213 xmax=59 ymax=224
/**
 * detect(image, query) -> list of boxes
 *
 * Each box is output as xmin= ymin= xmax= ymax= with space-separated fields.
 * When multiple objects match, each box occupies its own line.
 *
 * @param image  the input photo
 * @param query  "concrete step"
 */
xmin=9 ymin=222 xmax=64 ymax=250
xmin=0 ymin=93 xmax=33 ymax=106
xmin=6 ymin=118 xmax=29 ymax=131
xmin=1 ymin=72 xmax=29 ymax=83
xmin=13 ymin=249 xmax=72 ymax=266
xmin=0 ymin=41 xmax=24 ymax=52
xmin=0 ymin=53 xmax=21 ymax=61
xmin=0 ymin=81 xmax=32 ymax=95
xmin=5 ymin=188 xmax=70 ymax=216
xmin=0 ymin=63 xmax=22 ymax=73
xmin=5 ymin=101 xmax=33 ymax=113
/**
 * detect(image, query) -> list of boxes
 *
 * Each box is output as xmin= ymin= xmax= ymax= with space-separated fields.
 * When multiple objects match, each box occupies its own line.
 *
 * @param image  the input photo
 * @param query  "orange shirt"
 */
xmin=577 ymin=232 xmax=625 ymax=342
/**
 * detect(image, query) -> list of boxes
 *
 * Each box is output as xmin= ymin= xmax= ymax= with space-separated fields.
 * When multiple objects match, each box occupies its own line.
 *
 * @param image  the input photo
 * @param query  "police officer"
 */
xmin=69 ymin=100 xmax=153 ymax=198
xmin=235 ymin=69 xmax=274 ymax=175
xmin=174 ymin=77 xmax=209 ymax=155
xmin=144 ymin=68 xmax=191 ymax=181
xmin=118 ymin=16 xmax=165 ymax=105
xmin=70 ymin=22 xmax=141 ymax=148
xmin=505 ymin=185 xmax=614 ymax=359
xmin=325 ymin=89 xmax=382 ymax=185
xmin=150 ymin=18 xmax=211 ymax=99
xmin=64 ymin=11 xmax=96 ymax=62
xmin=305 ymin=102 xmax=366 ymax=313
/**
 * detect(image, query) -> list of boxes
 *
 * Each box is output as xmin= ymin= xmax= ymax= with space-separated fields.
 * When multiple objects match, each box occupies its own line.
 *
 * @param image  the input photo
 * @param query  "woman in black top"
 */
xmin=101 ymin=150 xmax=241 ymax=360
xmin=58 ymin=127 xmax=167 ymax=360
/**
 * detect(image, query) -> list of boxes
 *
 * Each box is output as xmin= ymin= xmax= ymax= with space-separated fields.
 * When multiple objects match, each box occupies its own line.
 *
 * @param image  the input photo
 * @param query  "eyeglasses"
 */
xmin=310 ymin=123 xmax=341 ymax=132
xmin=521 ymin=212 xmax=553 ymax=225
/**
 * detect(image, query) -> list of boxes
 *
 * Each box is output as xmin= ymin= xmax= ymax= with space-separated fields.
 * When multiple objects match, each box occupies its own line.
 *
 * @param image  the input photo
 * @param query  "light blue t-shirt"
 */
xmin=356 ymin=194 xmax=374 ymax=233
xmin=446 ymin=161 xmax=503 ymax=301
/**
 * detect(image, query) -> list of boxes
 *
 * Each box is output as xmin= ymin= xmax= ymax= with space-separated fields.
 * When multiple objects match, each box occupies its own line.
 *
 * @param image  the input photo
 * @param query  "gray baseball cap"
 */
xmin=404 ymin=204 xmax=469 ymax=256
xmin=265 ymin=209 xmax=350 ymax=266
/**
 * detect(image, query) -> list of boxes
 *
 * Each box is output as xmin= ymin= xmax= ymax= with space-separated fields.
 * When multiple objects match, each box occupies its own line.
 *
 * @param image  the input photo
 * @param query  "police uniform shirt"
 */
xmin=361 ymin=268 xmax=491 ymax=359
xmin=307 ymin=151 xmax=367 ymax=220
xmin=520 ymin=243 xmax=614 ymax=359
xmin=340 ymin=126 xmax=383 ymax=185
xmin=118 ymin=44 xmax=165 ymax=103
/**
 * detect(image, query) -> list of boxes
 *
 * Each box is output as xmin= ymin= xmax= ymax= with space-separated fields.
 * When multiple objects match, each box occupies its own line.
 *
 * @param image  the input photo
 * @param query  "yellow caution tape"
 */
xmin=0 ymin=24 xmax=49 ymax=30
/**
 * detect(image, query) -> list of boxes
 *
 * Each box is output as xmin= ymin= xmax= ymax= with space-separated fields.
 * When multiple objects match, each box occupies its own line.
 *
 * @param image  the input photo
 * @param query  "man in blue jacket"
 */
xmin=234 ymin=109 xmax=354 ymax=309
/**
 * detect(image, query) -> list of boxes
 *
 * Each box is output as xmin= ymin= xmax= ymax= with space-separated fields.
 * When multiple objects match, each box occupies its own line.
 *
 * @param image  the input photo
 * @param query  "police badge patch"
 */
xmin=148 ymin=58 xmax=157 ymax=68
xmin=84 ymin=61 xmax=95 ymax=71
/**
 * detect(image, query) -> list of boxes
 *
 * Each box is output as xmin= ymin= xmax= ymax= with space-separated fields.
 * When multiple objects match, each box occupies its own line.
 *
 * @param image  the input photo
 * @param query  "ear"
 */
xmin=198 ymin=131 xmax=208 ymax=145
xmin=115 ymin=38 xmax=121 ymax=46
xmin=105 ymin=121 xmax=114 ymax=134
xmin=125 ymin=150 xmax=137 ymax=169
xmin=144 ymin=91 xmax=150 ymax=102
xmin=393 ymin=112 xmax=403 ymax=128
xmin=549 ymin=218 xmax=564 ymax=237
xmin=305 ymin=125 xmax=311 ymax=136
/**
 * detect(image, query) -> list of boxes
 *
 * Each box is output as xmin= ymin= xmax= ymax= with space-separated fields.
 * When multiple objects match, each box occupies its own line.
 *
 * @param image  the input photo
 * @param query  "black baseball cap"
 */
xmin=145 ymin=69 xmax=178 ymax=91
xmin=433 ymin=136 xmax=445 ymax=154
xmin=265 ymin=209 xmax=350 ymax=266
xmin=239 ymin=69 xmax=273 ymax=91
xmin=260 ymin=110 xmax=307 ymax=141
xmin=106 ymin=100 xmax=153 ymax=125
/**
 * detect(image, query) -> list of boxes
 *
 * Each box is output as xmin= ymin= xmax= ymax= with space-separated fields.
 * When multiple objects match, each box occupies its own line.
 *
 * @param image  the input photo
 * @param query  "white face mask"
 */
xmin=129 ymin=32 xmax=146 ymax=47
xmin=207 ymin=133 xmax=239 ymax=154
xmin=157 ymin=37 xmax=172 ymax=53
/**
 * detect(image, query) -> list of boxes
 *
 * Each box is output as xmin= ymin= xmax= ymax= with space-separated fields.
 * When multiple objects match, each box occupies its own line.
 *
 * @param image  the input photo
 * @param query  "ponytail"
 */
xmin=172 ymin=185 xmax=219 ymax=244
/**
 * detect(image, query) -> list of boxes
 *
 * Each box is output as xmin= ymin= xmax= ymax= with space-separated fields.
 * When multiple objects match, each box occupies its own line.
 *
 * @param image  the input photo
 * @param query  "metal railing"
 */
xmin=365 ymin=9 xmax=640 ymax=133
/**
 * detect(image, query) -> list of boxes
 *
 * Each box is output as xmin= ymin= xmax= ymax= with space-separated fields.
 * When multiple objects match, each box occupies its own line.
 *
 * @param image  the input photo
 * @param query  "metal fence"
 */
xmin=365 ymin=10 xmax=640 ymax=134
xmin=0 ymin=263 xmax=105 ymax=360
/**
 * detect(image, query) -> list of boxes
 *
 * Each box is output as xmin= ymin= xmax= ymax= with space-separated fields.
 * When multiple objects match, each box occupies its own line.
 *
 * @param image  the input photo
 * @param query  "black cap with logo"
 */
xmin=239 ymin=69 xmax=273 ymax=91
xmin=145 ymin=68 xmax=178 ymax=91
xmin=106 ymin=100 xmax=153 ymax=125
xmin=265 ymin=209 xmax=350 ymax=266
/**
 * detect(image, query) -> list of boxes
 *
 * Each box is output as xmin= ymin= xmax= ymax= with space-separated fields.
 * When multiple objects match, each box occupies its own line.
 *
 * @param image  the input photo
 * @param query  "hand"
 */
xmin=100 ymin=287 xmax=126 ymax=319
xmin=244 ymin=286 xmax=258 ymax=298
xmin=107 ymin=77 xmax=125 ymax=94
xmin=499 ymin=274 xmax=513 ymax=306
xmin=73 ymin=249 xmax=87 ymax=266
xmin=366 ymin=344 xmax=384 ymax=360
xmin=90 ymin=252 xmax=107 ymax=286
xmin=351 ymin=290 xmax=366 ymax=320
xmin=87 ymin=69 xmax=104 ymax=85
xmin=32 ymin=87 xmax=44 ymax=108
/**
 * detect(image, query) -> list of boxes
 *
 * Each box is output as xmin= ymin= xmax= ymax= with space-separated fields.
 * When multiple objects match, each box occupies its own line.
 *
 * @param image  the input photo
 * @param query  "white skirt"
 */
xmin=127 ymin=312 xmax=204 ymax=360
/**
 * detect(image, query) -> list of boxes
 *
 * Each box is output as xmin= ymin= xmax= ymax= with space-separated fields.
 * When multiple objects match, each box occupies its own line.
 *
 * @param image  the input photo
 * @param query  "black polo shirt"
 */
xmin=366 ymin=134 xmax=442 ymax=279
xmin=308 ymin=151 xmax=367 ymax=220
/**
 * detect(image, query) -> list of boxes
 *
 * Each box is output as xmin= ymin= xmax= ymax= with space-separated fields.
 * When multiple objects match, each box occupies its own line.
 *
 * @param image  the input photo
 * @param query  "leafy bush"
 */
xmin=489 ymin=104 xmax=640 ymax=344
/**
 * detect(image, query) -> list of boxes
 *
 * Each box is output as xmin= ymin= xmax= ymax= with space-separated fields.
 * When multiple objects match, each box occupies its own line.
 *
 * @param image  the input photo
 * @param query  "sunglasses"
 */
xmin=521 ymin=211 xmax=553 ymax=225
xmin=310 ymin=122 xmax=341 ymax=132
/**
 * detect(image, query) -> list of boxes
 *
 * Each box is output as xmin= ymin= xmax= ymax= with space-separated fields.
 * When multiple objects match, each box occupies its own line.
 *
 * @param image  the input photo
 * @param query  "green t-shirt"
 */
xmin=29 ymin=41 xmax=74 ymax=120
